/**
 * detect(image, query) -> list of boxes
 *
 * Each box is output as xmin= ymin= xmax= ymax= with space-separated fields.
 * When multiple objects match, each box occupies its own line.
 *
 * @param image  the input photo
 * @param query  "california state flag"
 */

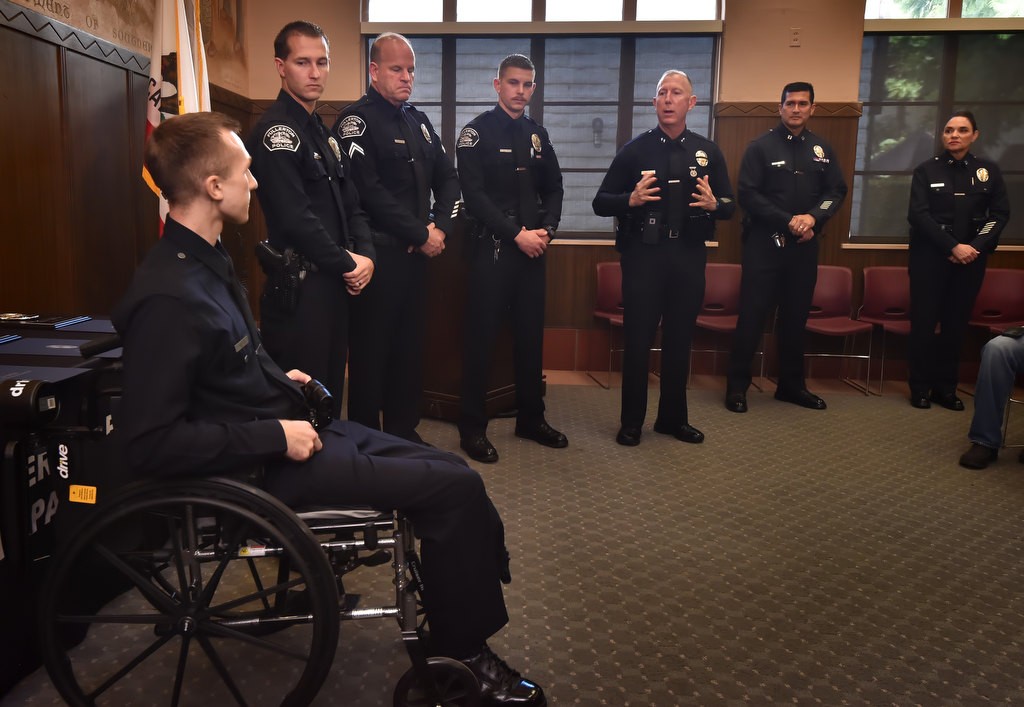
xmin=142 ymin=0 xmax=211 ymax=229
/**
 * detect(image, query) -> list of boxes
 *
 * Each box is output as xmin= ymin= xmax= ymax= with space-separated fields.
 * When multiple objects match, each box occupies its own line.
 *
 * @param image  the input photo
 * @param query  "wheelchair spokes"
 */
xmin=38 ymin=480 xmax=339 ymax=706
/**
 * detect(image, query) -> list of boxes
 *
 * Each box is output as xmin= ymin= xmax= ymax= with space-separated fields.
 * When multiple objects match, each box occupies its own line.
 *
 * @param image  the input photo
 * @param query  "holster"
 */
xmin=255 ymin=241 xmax=304 ymax=313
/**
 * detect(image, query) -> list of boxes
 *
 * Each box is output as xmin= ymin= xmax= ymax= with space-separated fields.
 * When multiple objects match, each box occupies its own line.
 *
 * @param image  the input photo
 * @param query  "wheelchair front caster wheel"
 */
xmin=393 ymin=656 xmax=481 ymax=707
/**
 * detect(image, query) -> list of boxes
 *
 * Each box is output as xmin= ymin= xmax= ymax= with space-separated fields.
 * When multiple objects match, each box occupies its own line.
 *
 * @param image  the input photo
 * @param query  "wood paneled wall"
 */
xmin=0 ymin=8 xmax=154 ymax=316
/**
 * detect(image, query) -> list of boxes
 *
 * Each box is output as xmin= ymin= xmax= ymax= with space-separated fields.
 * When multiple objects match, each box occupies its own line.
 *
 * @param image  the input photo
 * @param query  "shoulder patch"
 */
xmin=458 ymin=127 xmax=480 ymax=149
xmin=263 ymin=125 xmax=300 ymax=152
xmin=338 ymin=115 xmax=366 ymax=139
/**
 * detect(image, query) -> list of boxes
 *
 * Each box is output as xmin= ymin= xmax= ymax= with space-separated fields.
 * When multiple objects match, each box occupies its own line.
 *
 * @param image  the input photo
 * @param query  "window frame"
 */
xmin=850 ymin=27 xmax=1023 ymax=247
xmin=358 ymin=28 xmax=722 ymax=240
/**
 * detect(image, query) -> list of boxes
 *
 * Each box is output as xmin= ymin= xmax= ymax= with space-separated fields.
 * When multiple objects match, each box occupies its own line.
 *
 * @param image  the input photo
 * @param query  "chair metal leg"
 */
xmin=1003 ymin=394 xmax=1024 ymax=449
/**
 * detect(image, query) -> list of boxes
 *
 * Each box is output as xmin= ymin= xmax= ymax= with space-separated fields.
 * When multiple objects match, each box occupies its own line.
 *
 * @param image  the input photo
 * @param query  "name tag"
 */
xmin=499 ymin=148 xmax=512 ymax=153
xmin=667 ymin=179 xmax=681 ymax=184
xmin=394 ymin=139 xmax=406 ymax=144
xmin=930 ymin=183 xmax=945 ymax=188
xmin=234 ymin=335 xmax=250 ymax=353
xmin=771 ymin=160 xmax=786 ymax=167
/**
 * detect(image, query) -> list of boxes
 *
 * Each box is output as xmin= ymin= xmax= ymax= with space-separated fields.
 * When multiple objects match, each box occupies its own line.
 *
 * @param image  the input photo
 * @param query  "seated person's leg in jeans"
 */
xmin=959 ymin=334 xmax=1024 ymax=469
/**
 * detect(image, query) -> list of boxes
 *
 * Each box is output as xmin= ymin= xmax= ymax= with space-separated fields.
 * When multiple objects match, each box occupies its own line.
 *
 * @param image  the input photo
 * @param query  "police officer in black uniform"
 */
xmin=456 ymin=54 xmax=566 ymax=464
xmin=907 ymin=110 xmax=1011 ymax=411
xmin=332 ymin=33 xmax=460 ymax=443
xmin=726 ymin=81 xmax=847 ymax=413
xmin=247 ymin=21 xmax=374 ymax=418
xmin=593 ymin=70 xmax=736 ymax=447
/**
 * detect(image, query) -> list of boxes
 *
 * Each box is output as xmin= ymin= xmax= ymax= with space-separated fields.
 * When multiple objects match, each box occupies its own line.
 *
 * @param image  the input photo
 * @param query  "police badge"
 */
xmin=421 ymin=123 xmax=432 ymax=143
xmin=813 ymin=145 xmax=825 ymax=159
xmin=531 ymin=134 xmax=542 ymax=153
xmin=976 ymin=167 xmax=990 ymax=183
xmin=328 ymin=137 xmax=341 ymax=161
xmin=695 ymin=150 xmax=709 ymax=167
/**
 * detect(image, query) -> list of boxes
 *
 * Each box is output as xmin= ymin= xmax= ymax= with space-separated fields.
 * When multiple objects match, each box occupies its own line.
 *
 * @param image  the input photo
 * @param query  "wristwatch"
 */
xmin=544 ymin=226 xmax=557 ymax=240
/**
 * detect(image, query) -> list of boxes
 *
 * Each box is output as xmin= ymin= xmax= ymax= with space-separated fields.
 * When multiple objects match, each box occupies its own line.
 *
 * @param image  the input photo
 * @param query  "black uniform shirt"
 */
xmin=457 ymin=106 xmax=563 ymax=241
xmin=738 ymin=122 xmax=847 ymax=235
xmin=247 ymin=90 xmax=374 ymax=275
xmin=112 ymin=218 xmax=309 ymax=477
xmin=333 ymin=86 xmax=461 ymax=245
xmin=908 ymin=151 xmax=1010 ymax=255
xmin=593 ymin=126 xmax=736 ymax=246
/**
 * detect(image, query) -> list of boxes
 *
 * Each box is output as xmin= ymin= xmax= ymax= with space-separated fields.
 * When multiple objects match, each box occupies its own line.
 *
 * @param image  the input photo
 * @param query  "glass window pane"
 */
xmin=1001 ymin=175 xmax=1023 ymax=242
xmin=544 ymin=38 xmax=621 ymax=102
xmin=637 ymin=0 xmax=718 ymax=19
xmin=543 ymin=106 xmax=619 ymax=170
xmin=860 ymin=35 xmax=943 ymax=102
xmin=367 ymin=0 xmax=442 ymax=22
xmin=954 ymin=34 xmax=1024 ymax=102
xmin=850 ymin=174 xmax=914 ymax=239
xmin=855 ymin=105 xmax=938 ymax=172
xmin=457 ymin=0 xmax=532 ymax=21
xmin=455 ymin=38 xmax=532 ymax=104
xmin=407 ymin=38 xmax=443 ymax=104
xmin=863 ymin=0 xmax=947 ymax=18
xmin=963 ymin=0 xmax=1024 ymax=17
xmin=546 ymin=0 xmax=621 ymax=21
xmin=561 ymin=171 xmax=614 ymax=233
xmin=633 ymin=37 xmax=715 ymax=102
xmin=959 ymin=105 xmax=1024 ymax=170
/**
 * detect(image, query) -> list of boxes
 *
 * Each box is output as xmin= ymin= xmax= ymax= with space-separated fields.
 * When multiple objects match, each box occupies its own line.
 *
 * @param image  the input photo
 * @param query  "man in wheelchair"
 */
xmin=111 ymin=111 xmax=546 ymax=706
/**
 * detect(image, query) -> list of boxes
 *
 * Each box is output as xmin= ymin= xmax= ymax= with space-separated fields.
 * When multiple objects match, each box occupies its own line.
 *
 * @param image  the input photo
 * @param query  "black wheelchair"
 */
xmin=37 ymin=473 xmax=482 ymax=706
xmin=16 ymin=333 xmax=481 ymax=705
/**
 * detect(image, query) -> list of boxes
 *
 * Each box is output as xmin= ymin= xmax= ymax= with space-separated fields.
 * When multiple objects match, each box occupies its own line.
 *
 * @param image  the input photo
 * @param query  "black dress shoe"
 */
xmin=460 ymin=434 xmax=498 ymax=463
xmin=514 ymin=421 xmax=568 ymax=448
xmin=959 ymin=443 xmax=997 ymax=469
xmin=616 ymin=426 xmax=642 ymax=446
xmin=725 ymin=392 xmax=748 ymax=413
xmin=774 ymin=388 xmax=827 ymax=410
xmin=909 ymin=394 xmax=931 ymax=409
xmin=462 ymin=644 xmax=547 ymax=706
xmin=930 ymin=391 xmax=965 ymax=411
xmin=653 ymin=421 xmax=704 ymax=444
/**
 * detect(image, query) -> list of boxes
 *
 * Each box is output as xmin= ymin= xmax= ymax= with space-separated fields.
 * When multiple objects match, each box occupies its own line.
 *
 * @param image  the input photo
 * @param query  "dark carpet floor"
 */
xmin=5 ymin=382 xmax=1024 ymax=706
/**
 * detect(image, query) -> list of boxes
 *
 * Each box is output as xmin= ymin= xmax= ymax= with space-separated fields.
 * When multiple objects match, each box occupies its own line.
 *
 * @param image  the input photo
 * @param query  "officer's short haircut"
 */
xmin=145 ymin=112 xmax=241 ymax=207
xmin=274 ymin=21 xmax=328 ymax=60
xmin=370 ymin=32 xmax=414 ymax=65
xmin=498 ymin=54 xmax=535 ymax=79
xmin=656 ymin=70 xmax=693 ymax=95
xmin=781 ymin=81 xmax=814 ymax=105
xmin=949 ymin=110 xmax=978 ymax=132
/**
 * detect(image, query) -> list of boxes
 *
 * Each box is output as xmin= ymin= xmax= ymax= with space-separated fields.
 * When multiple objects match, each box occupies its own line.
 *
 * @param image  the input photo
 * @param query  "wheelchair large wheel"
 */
xmin=392 ymin=657 xmax=480 ymax=707
xmin=38 ymin=477 xmax=340 ymax=707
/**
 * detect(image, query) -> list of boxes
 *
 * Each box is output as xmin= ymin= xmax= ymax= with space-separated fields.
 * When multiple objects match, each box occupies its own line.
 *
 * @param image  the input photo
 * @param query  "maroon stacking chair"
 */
xmin=969 ymin=268 xmax=1024 ymax=335
xmin=693 ymin=262 xmax=763 ymax=388
xmin=587 ymin=261 xmax=625 ymax=388
xmin=805 ymin=265 xmax=873 ymax=394
xmin=857 ymin=266 xmax=912 ymax=394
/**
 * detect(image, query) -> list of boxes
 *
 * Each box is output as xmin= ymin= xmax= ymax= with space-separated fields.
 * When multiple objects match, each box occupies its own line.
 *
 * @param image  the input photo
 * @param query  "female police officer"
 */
xmin=907 ymin=111 xmax=1011 ymax=410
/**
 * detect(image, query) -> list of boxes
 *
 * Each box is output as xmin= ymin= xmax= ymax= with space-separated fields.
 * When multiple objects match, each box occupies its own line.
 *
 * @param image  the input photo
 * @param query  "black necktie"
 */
xmin=667 ymin=141 xmax=686 ymax=233
xmin=511 ymin=121 xmax=539 ymax=229
xmin=217 ymin=242 xmax=261 ymax=347
xmin=952 ymin=160 xmax=970 ymax=242
xmin=399 ymin=107 xmax=430 ymax=222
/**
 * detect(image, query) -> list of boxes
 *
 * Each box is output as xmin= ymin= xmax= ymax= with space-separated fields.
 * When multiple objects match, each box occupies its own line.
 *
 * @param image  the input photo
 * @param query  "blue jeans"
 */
xmin=968 ymin=334 xmax=1024 ymax=449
